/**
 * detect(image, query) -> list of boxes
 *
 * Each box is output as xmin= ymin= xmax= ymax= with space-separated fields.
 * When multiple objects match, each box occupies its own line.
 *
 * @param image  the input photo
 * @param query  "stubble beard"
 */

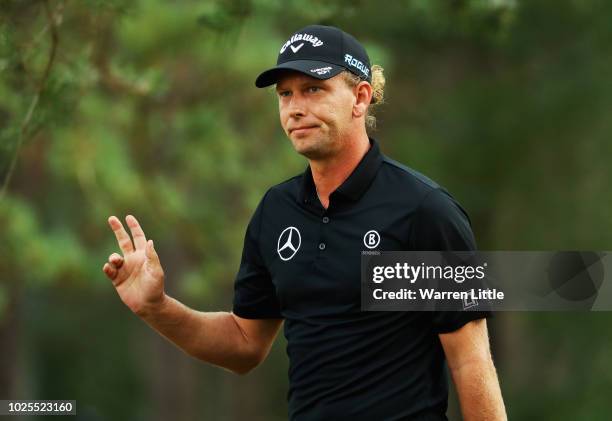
xmin=290 ymin=126 xmax=348 ymax=161
xmin=290 ymin=131 xmax=330 ymax=160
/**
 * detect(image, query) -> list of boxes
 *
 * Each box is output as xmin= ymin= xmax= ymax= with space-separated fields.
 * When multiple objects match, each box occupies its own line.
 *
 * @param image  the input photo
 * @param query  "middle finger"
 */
xmin=126 ymin=214 xmax=148 ymax=251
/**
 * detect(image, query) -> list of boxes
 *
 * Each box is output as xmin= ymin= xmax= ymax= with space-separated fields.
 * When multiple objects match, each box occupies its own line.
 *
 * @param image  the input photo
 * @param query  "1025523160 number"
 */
xmin=1 ymin=400 xmax=76 ymax=415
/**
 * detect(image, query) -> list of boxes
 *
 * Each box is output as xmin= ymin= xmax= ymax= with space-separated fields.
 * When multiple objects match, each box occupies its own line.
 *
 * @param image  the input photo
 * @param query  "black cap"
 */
xmin=255 ymin=25 xmax=371 ymax=88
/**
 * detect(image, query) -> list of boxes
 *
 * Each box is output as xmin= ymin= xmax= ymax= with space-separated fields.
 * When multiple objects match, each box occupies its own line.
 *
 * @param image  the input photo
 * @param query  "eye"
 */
xmin=278 ymin=90 xmax=291 ymax=98
xmin=307 ymin=86 xmax=321 ymax=93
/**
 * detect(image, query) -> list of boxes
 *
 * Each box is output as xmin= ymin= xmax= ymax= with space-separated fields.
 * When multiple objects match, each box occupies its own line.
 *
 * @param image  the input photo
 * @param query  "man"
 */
xmin=103 ymin=25 xmax=507 ymax=420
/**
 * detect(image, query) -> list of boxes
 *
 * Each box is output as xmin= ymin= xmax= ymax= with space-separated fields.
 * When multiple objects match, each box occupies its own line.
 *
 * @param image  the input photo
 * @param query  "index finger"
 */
xmin=108 ymin=216 xmax=134 ymax=254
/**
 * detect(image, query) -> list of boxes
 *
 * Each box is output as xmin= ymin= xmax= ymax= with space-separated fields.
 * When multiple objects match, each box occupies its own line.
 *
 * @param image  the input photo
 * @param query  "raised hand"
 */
xmin=103 ymin=215 xmax=166 ymax=316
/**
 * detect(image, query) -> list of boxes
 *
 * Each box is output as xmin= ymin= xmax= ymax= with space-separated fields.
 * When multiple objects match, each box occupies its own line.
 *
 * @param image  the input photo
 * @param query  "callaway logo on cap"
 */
xmin=255 ymin=24 xmax=372 ymax=88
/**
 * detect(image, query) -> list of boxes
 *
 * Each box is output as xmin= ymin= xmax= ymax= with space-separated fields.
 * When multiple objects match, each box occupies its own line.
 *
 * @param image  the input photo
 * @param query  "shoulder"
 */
xmin=377 ymin=155 xmax=450 ymax=207
xmin=267 ymin=173 xmax=303 ymax=196
xmin=248 ymin=172 xmax=303 ymax=221
xmin=381 ymin=155 xmax=442 ymax=192
xmin=257 ymin=173 xmax=303 ymax=208
xmin=418 ymin=188 xmax=469 ymax=222
xmin=378 ymin=155 xmax=471 ymax=224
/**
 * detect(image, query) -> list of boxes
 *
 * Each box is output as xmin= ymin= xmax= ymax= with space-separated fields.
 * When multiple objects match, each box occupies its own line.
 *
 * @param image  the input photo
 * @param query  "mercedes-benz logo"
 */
xmin=277 ymin=226 xmax=301 ymax=261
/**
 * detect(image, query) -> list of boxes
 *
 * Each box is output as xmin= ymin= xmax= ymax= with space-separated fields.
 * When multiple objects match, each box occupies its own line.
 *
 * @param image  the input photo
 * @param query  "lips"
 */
xmin=289 ymin=125 xmax=319 ymax=134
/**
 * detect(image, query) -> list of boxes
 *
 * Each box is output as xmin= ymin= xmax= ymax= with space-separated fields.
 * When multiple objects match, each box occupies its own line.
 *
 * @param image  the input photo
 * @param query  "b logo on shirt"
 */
xmin=363 ymin=230 xmax=381 ymax=249
xmin=277 ymin=226 xmax=301 ymax=261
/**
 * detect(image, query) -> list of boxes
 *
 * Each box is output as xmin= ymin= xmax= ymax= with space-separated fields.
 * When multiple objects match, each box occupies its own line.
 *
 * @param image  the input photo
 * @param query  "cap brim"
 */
xmin=255 ymin=60 xmax=345 ymax=88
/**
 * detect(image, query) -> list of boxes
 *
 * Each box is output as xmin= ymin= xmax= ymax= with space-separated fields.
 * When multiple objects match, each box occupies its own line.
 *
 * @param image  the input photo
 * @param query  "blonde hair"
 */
xmin=342 ymin=64 xmax=385 ymax=130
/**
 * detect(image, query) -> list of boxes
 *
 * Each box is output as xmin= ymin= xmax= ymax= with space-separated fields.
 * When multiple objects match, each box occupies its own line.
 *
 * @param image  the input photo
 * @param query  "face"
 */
xmin=276 ymin=71 xmax=358 ymax=160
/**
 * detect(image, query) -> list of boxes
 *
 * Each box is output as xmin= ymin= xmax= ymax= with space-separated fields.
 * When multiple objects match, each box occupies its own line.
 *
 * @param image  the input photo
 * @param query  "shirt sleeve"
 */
xmin=410 ymin=188 xmax=492 ymax=334
xmin=232 ymin=192 xmax=283 ymax=319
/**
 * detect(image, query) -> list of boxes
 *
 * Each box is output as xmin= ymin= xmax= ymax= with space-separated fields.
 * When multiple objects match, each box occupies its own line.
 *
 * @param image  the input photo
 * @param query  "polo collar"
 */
xmin=298 ymin=137 xmax=383 ymax=204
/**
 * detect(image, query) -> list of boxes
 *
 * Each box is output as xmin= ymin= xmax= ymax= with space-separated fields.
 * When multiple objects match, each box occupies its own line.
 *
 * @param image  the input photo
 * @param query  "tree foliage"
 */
xmin=1 ymin=1 xmax=611 ymax=419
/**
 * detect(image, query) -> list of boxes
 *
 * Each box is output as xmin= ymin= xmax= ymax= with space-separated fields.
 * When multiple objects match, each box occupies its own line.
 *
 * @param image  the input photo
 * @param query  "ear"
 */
xmin=352 ymin=81 xmax=373 ymax=119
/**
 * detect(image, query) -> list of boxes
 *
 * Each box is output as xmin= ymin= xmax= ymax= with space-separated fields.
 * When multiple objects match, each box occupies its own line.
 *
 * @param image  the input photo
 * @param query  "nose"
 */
xmin=287 ymin=94 xmax=306 ymax=119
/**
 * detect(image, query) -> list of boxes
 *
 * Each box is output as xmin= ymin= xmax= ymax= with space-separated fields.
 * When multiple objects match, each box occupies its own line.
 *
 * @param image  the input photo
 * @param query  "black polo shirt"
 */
xmin=233 ymin=137 xmax=490 ymax=421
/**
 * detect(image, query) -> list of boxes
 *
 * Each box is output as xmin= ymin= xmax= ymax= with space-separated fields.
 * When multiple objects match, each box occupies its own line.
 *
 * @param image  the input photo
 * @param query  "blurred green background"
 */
xmin=1 ymin=0 xmax=612 ymax=420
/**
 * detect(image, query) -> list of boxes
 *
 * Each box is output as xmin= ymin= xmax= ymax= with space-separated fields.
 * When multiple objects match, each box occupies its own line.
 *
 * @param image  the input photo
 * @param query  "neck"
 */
xmin=309 ymin=131 xmax=370 ymax=209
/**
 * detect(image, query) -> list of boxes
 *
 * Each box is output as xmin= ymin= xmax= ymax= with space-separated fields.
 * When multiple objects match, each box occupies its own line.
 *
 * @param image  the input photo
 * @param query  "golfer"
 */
xmin=103 ymin=25 xmax=507 ymax=420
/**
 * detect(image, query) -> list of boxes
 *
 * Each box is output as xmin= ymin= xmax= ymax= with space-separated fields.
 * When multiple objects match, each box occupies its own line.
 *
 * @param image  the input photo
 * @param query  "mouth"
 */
xmin=289 ymin=125 xmax=319 ymax=135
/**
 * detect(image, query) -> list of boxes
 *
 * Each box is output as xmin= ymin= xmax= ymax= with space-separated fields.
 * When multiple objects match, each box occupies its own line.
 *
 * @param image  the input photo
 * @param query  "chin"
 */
xmin=292 ymin=139 xmax=329 ymax=160
xmin=287 ymin=129 xmax=334 ymax=159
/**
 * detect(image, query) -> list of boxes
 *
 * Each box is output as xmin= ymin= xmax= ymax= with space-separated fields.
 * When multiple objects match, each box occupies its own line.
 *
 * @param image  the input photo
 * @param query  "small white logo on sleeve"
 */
xmin=363 ymin=230 xmax=380 ymax=249
xmin=277 ymin=226 xmax=302 ymax=261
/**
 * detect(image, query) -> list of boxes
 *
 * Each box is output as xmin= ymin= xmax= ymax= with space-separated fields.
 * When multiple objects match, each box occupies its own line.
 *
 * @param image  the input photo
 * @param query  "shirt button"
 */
xmin=322 ymin=216 xmax=330 ymax=224
xmin=318 ymin=242 xmax=326 ymax=250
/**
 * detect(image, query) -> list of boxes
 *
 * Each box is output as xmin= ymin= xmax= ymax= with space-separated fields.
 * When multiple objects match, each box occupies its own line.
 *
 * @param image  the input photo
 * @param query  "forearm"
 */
xmin=450 ymin=358 xmax=507 ymax=421
xmin=138 ymin=294 xmax=258 ymax=374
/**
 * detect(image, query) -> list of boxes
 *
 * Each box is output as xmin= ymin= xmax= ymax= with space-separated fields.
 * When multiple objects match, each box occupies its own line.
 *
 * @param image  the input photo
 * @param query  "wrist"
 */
xmin=137 ymin=292 xmax=170 ymax=320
